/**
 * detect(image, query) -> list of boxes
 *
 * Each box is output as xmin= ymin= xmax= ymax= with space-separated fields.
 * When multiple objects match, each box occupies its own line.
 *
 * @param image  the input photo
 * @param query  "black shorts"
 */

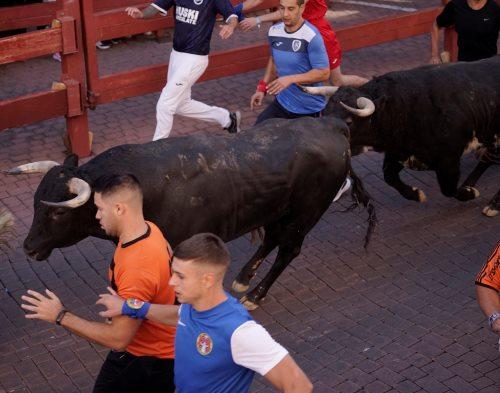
xmin=93 ymin=351 xmax=175 ymax=393
xmin=254 ymin=98 xmax=322 ymax=125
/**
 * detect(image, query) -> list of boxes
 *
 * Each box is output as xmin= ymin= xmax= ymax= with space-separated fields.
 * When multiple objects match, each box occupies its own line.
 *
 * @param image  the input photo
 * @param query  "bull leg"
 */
xmin=457 ymin=147 xmax=498 ymax=201
xmin=232 ymin=227 xmax=279 ymax=293
xmin=483 ymin=189 xmax=500 ymax=217
xmin=240 ymin=240 xmax=303 ymax=310
xmin=383 ymin=154 xmax=426 ymax=202
xmin=435 ymin=159 xmax=461 ymax=199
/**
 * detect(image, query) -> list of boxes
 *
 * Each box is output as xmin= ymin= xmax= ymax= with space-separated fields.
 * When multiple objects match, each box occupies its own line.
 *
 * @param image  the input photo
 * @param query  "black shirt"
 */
xmin=436 ymin=0 xmax=499 ymax=61
xmin=154 ymin=0 xmax=236 ymax=56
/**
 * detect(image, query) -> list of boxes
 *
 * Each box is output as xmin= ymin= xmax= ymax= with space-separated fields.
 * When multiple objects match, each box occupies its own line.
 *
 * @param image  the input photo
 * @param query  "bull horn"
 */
xmin=41 ymin=178 xmax=91 ymax=208
xmin=3 ymin=161 xmax=60 ymax=175
xmin=299 ymin=85 xmax=339 ymax=97
xmin=340 ymin=97 xmax=375 ymax=117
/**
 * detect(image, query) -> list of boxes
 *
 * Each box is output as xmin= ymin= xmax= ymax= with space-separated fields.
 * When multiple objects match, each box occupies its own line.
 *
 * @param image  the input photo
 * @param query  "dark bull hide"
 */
xmin=303 ymin=55 xmax=499 ymax=217
xmin=4 ymin=117 xmax=376 ymax=309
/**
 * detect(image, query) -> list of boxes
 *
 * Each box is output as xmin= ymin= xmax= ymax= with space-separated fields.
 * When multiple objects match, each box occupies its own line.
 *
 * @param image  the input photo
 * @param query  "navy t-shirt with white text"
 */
xmin=154 ymin=0 xmax=236 ymax=55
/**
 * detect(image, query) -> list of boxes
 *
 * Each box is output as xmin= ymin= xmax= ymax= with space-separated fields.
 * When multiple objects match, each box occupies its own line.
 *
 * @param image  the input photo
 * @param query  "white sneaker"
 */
xmin=52 ymin=52 xmax=61 ymax=62
xmin=333 ymin=177 xmax=351 ymax=202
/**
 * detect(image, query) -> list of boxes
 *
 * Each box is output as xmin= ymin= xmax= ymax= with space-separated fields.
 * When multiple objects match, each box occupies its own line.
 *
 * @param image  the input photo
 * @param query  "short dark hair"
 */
xmin=173 ymin=233 xmax=230 ymax=268
xmin=297 ymin=0 xmax=305 ymax=5
xmin=92 ymin=174 xmax=142 ymax=198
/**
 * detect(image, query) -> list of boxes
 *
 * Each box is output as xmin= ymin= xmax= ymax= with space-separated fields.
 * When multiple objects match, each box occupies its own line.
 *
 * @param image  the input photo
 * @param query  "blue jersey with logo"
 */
xmin=269 ymin=21 xmax=329 ymax=114
xmin=175 ymin=294 xmax=254 ymax=392
xmin=154 ymin=0 xmax=236 ymax=55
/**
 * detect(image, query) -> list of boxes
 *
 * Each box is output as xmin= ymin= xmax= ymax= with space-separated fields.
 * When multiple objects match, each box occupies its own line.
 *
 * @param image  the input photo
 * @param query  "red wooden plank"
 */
xmin=0 ymin=2 xmax=61 ymax=32
xmin=0 ymin=28 xmax=62 ymax=65
xmin=0 ymin=90 xmax=67 ymax=131
xmin=94 ymin=0 xmax=280 ymax=41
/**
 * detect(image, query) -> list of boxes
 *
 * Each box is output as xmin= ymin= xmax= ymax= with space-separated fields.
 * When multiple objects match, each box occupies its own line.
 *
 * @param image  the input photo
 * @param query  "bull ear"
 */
xmin=63 ymin=154 xmax=79 ymax=168
xmin=374 ymin=95 xmax=387 ymax=112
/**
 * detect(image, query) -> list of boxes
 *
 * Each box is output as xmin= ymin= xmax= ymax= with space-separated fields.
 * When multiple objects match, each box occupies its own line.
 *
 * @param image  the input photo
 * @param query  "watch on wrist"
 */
xmin=488 ymin=312 xmax=500 ymax=329
xmin=55 ymin=308 xmax=68 ymax=325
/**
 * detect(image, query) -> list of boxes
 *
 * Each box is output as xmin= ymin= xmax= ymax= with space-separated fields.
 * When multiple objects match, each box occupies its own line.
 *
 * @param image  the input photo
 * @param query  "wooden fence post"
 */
xmin=57 ymin=0 xmax=91 ymax=157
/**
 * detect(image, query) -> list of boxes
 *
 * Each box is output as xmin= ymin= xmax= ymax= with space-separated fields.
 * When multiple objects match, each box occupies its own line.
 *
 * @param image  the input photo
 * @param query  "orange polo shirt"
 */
xmin=475 ymin=242 xmax=500 ymax=292
xmin=110 ymin=221 xmax=176 ymax=358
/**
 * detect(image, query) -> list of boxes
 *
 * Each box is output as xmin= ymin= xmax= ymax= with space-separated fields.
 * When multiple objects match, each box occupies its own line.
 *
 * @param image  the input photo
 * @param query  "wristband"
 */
xmin=488 ymin=312 xmax=500 ymax=330
xmin=257 ymin=79 xmax=267 ymax=94
xmin=55 ymin=308 xmax=68 ymax=325
xmin=234 ymin=3 xmax=245 ymax=22
xmin=122 ymin=298 xmax=151 ymax=319
xmin=255 ymin=16 xmax=261 ymax=29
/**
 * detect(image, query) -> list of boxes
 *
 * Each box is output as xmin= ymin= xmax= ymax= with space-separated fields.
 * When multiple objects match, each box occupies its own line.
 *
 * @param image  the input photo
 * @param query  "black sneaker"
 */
xmin=225 ymin=111 xmax=241 ymax=134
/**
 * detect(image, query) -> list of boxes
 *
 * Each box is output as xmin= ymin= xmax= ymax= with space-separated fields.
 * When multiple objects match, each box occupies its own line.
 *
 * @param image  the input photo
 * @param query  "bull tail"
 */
xmin=347 ymin=166 xmax=377 ymax=249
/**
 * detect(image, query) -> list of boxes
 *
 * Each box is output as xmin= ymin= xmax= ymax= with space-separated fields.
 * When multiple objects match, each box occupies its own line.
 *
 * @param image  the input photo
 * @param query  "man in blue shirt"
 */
xmin=97 ymin=233 xmax=313 ymax=393
xmin=125 ymin=0 xmax=241 ymax=140
xmin=250 ymin=0 xmax=330 ymax=124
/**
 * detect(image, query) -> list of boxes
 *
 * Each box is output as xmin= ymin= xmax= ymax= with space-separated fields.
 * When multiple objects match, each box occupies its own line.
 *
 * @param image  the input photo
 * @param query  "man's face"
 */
xmin=279 ymin=0 xmax=304 ymax=27
xmin=169 ymin=258 xmax=206 ymax=304
xmin=94 ymin=193 xmax=119 ymax=237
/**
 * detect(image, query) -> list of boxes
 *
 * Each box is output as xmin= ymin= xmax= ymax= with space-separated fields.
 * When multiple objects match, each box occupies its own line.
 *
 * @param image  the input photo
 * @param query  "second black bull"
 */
xmin=303 ymin=55 xmax=499 ymax=216
xmin=5 ymin=116 xmax=375 ymax=309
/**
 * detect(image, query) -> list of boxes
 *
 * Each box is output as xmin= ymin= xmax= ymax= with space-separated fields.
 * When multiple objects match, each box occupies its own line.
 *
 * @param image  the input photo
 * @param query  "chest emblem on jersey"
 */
xmin=194 ymin=0 xmax=203 ymax=5
xmin=292 ymin=40 xmax=301 ymax=52
xmin=196 ymin=333 xmax=213 ymax=356
xmin=176 ymin=6 xmax=200 ymax=25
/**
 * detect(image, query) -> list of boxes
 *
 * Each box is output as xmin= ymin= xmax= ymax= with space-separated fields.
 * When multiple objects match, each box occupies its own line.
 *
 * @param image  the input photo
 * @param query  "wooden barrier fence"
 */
xmin=0 ymin=0 xmax=457 ymax=157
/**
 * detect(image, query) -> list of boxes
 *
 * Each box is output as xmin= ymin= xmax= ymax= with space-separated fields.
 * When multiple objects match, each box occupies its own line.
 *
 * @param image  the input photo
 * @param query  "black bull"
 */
xmin=304 ymin=55 xmax=499 ymax=217
xmin=5 ymin=117 xmax=376 ymax=309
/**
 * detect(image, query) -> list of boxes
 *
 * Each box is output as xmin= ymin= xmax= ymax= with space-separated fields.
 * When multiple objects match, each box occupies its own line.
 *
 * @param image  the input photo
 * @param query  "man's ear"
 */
xmin=115 ymin=202 xmax=125 ymax=216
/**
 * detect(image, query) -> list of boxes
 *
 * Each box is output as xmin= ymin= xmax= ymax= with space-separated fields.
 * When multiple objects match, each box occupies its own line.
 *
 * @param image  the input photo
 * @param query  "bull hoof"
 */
xmin=240 ymin=296 xmax=259 ymax=311
xmin=232 ymin=280 xmax=249 ymax=293
xmin=456 ymin=186 xmax=480 ymax=201
xmin=412 ymin=187 xmax=427 ymax=203
xmin=482 ymin=205 xmax=498 ymax=217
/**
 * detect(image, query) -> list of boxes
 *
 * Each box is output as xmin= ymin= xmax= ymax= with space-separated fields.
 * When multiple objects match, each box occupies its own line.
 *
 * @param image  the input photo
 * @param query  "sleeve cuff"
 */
xmin=225 ymin=14 xmax=238 ymax=23
xmin=151 ymin=3 xmax=168 ymax=15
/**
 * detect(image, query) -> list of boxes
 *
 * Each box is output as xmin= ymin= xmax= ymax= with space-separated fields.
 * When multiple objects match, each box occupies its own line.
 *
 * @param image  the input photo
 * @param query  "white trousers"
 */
xmin=153 ymin=49 xmax=231 ymax=140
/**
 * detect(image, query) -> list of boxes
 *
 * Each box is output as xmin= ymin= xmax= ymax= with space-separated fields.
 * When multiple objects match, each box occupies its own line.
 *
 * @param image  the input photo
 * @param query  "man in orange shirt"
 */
xmin=475 ymin=242 xmax=500 ymax=334
xmin=21 ymin=174 xmax=176 ymax=393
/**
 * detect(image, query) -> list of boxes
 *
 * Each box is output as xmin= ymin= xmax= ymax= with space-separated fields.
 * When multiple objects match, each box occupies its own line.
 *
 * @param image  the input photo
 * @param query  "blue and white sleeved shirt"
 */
xmin=174 ymin=294 xmax=288 ymax=393
xmin=269 ymin=21 xmax=329 ymax=114
xmin=153 ymin=0 xmax=236 ymax=55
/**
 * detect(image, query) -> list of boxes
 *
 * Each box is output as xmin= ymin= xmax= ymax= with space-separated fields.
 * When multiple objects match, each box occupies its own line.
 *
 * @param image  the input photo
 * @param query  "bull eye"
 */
xmin=52 ymin=209 xmax=67 ymax=219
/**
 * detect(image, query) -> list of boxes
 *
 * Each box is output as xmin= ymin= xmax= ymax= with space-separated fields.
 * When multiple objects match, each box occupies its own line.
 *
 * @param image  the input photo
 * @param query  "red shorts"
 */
xmin=308 ymin=18 xmax=342 ymax=70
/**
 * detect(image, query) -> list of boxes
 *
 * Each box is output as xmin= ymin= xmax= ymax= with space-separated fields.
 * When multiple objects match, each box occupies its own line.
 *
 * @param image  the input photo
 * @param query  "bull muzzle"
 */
xmin=41 ymin=177 xmax=91 ymax=208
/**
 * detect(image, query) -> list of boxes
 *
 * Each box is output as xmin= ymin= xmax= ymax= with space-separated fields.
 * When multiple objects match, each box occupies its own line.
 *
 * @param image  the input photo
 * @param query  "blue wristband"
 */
xmin=122 ymin=298 xmax=151 ymax=319
xmin=234 ymin=3 xmax=245 ymax=22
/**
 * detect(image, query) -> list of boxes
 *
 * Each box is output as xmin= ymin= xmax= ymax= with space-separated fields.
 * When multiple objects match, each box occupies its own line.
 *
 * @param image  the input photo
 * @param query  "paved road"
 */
xmin=1 ymin=1 xmax=499 ymax=392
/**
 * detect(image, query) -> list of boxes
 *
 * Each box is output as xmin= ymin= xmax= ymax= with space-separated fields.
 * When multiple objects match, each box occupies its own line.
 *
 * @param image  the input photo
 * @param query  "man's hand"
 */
xmin=126 ymin=7 xmax=144 ymax=19
xmin=429 ymin=55 xmax=441 ymax=64
xmin=267 ymin=76 xmax=293 ymax=95
xmin=250 ymin=91 xmax=265 ymax=110
xmin=21 ymin=289 xmax=64 ymax=323
xmin=96 ymin=287 xmax=125 ymax=318
xmin=219 ymin=23 xmax=236 ymax=39
xmin=240 ymin=17 xmax=258 ymax=31
xmin=492 ymin=318 xmax=500 ymax=334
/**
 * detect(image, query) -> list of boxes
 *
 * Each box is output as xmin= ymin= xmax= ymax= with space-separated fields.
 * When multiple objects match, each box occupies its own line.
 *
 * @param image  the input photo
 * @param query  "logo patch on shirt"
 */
xmin=176 ymin=6 xmax=199 ymax=25
xmin=196 ymin=333 xmax=213 ymax=355
xmin=292 ymin=40 xmax=302 ymax=52
xmin=194 ymin=0 xmax=203 ymax=4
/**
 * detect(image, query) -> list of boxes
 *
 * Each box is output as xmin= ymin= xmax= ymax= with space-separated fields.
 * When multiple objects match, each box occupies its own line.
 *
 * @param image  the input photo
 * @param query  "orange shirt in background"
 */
xmin=110 ymin=221 xmax=176 ymax=359
xmin=475 ymin=242 xmax=500 ymax=292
